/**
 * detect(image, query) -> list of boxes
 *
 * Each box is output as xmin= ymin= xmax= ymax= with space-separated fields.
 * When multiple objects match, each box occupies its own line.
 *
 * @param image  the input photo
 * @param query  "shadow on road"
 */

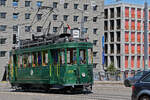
xmin=10 ymin=88 xmax=93 ymax=95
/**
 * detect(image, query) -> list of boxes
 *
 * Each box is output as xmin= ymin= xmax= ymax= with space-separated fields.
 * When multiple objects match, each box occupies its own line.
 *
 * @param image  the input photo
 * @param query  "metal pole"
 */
xmin=80 ymin=11 xmax=84 ymax=38
xmin=144 ymin=2 xmax=148 ymax=71
xmin=17 ymin=25 xmax=20 ymax=48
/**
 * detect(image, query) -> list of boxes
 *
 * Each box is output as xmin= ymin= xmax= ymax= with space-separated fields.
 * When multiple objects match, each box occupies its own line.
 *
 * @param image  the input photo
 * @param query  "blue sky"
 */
xmin=104 ymin=0 xmax=150 ymax=6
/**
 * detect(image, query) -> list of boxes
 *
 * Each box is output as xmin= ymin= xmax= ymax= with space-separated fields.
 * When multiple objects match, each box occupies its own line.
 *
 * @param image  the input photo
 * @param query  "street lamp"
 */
xmin=144 ymin=1 xmax=148 ymax=71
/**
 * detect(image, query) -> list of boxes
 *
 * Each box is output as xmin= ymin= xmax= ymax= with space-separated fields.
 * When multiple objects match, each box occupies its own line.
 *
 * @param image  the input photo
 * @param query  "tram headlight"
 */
xmin=82 ymin=73 xmax=86 ymax=77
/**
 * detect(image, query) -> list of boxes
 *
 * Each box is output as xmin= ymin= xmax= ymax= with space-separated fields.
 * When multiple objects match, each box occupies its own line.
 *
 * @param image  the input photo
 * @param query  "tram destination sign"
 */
xmin=72 ymin=29 xmax=80 ymax=38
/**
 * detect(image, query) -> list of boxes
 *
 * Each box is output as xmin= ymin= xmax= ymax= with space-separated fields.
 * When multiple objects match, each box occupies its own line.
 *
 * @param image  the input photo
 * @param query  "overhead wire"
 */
xmin=41 ymin=9 xmax=54 ymax=28
xmin=30 ymin=8 xmax=40 ymax=27
xmin=7 ymin=0 xmax=101 ymax=35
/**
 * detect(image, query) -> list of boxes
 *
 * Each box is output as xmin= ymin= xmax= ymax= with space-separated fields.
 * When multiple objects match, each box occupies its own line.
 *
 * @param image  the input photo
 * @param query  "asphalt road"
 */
xmin=0 ymin=82 xmax=132 ymax=100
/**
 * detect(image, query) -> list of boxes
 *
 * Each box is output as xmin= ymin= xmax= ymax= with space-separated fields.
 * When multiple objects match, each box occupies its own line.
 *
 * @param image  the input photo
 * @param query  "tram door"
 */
xmin=77 ymin=49 xmax=87 ymax=84
xmin=50 ymin=49 xmax=60 ymax=83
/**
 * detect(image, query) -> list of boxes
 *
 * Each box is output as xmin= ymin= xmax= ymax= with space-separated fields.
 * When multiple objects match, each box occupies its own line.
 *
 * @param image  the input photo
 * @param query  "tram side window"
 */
xmin=67 ymin=49 xmax=70 ymax=64
xmin=9 ymin=55 xmax=13 ymax=68
xmin=79 ymin=49 xmax=86 ymax=64
xmin=19 ymin=55 xmax=23 ymax=68
xmin=60 ymin=49 xmax=65 ymax=65
xmin=32 ymin=52 xmax=37 ymax=67
xmin=17 ymin=55 xmax=20 ymax=68
xmin=9 ymin=55 xmax=13 ymax=76
xmin=23 ymin=54 xmax=28 ymax=68
xmin=88 ymin=49 xmax=93 ymax=64
xmin=42 ymin=51 xmax=48 ymax=66
xmin=67 ymin=48 xmax=76 ymax=64
xmin=13 ymin=54 xmax=17 ymax=66
xmin=38 ymin=52 xmax=42 ymax=66
xmin=28 ymin=54 xmax=32 ymax=67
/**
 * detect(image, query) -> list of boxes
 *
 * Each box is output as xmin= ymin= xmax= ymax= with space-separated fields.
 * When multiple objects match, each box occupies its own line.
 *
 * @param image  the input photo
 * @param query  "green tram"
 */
xmin=8 ymin=34 xmax=93 ymax=92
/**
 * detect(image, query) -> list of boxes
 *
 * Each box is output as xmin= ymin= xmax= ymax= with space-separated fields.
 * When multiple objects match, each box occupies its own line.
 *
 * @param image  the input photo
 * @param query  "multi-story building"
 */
xmin=104 ymin=0 xmax=150 ymax=78
xmin=0 ymin=0 xmax=104 ymax=80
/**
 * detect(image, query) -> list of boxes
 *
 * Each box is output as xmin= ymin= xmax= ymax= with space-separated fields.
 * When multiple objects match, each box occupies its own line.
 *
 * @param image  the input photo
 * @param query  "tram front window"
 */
xmin=79 ymin=49 xmax=86 ymax=64
xmin=67 ymin=48 xmax=77 ymax=65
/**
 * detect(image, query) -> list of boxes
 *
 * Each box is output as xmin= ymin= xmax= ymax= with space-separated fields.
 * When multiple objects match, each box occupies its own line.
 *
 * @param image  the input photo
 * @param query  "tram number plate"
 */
xmin=68 ymin=70 xmax=74 ymax=73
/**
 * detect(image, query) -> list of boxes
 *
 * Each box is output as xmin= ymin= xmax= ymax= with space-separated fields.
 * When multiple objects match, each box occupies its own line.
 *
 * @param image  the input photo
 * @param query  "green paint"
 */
xmin=9 ymin=42 xmax=93 ymax=86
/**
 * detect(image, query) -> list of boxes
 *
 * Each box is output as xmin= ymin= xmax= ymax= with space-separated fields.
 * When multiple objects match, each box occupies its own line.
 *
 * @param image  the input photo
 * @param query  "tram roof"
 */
xmin=11 ymin=42 xmax=93 ymax=54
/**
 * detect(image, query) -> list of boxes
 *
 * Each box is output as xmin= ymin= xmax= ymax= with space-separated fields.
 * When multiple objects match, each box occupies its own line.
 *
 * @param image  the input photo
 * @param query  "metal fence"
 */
xmin=94 ymin=71 xmax=137 ymax=81
xmin=98 ymin=72 xmax=121 ymax=81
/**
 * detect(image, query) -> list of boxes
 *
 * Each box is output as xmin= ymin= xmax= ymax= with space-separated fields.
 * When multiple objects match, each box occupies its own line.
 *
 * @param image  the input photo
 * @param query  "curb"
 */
xmin=94 ymin=81 xmax=124 ymax=85
xmin=0 ymin=81 xmax=8 ymax=83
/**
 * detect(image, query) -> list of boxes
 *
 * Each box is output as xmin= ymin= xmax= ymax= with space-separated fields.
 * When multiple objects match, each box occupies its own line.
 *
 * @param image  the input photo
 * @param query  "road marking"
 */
xmin=0 ymin=81 xmax=8 ymax=83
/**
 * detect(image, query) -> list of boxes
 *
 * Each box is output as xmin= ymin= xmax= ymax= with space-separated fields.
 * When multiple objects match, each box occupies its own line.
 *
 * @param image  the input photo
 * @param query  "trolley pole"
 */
xmin=144 ymin=1 xmax=148 ymax=71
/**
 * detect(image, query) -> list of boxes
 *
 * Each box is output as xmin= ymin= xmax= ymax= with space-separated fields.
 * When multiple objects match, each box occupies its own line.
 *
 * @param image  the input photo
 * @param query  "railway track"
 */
xmin=0 ymin=90 xmax=131 ymax=100
xmin=0 ymin=83 xmax=131 ymax=100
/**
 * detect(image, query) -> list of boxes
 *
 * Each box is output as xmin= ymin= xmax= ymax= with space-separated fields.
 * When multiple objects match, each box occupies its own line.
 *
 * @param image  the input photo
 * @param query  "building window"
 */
xmin=13 ymin=25 xmax=18 ymax=32
xmin=84 ymin=16 xmax=88 ymax=22
xmin=93 ymin=17 xmax=97 ymax=22
xmin=73 ymin=16 xmax=78 ymax=21
xmin=0 ymin=51 xmax=6 ymax=57
xmin=0 ymin=12 xmax=6 ymax=18
xmin=0 ymin=38 xmax=6 ymax=44
xmin=63 ymin=27 xmax=68 ymax=33
xmin=74 ymin=4 xmax=78 ymax=9
xmin=93 ymin=5 xmax=97 ymax=11
xmin=63 ymin=15 xmax=68 ymax=21
xmin=93 ymin=28 xmax=98 ymax=34
xmin=13 ymin=0 xmax=19 ymax=7
xmin=13 ymin=13 xmax=19 ymax=19
xmin=37 ymin=1 xmax=42 ymax=7
xmin=0 ymin=0 xmax=6 ymax=6
xmin=25 ymin=13 xmax=31 ymax=19
xmin=37 ymin=26 xmax=42 ymax=32
xmin=36 ymin=14 xmax=42 ymax=21
xmin=85 ymin=28 xmax=88 ymax=33
xmin=84 ymin=28 xmax=88 ymax=33
xmin=53 ymin=2 xmax=57 ymax=8
xmin=83 ymin=4 xmax=88 ymax=10
xmin=93 ymin=52 xmax=97 ymax=57
xmin=0 ymin=25 xmax=6 ymax=31
xmin=64 ymin=3 xmax=68 ymax=9
xmin=53 ymin=27 xmax=58 ymax=33
xmin=93 ymin=40 xmax=97 ymax=46
xmin=25 ymin=26 xmax=31 ymax=32
xmin=25 ymin=1 xmax=31 ymax=7
xmin=53 ymin=14 xmax=57 ymax=20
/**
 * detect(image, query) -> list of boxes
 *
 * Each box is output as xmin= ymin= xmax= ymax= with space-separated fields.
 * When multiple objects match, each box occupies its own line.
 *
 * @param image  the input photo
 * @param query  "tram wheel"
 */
xmin=83 ymin=85 xmax=92 ymax=94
